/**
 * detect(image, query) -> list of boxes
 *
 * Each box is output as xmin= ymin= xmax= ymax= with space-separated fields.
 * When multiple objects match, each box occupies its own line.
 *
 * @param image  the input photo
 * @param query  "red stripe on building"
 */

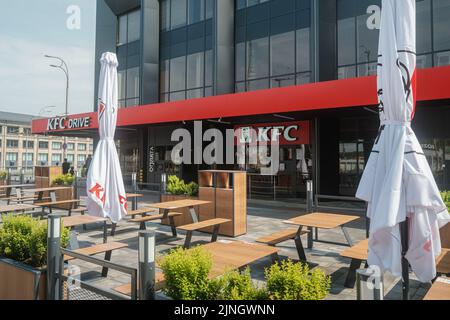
xmin=32 ymin=66 xmax=450 ymax=134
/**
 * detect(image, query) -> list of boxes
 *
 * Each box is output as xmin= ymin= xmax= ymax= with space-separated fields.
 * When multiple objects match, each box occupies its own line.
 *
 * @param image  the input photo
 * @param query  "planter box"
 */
xmin=52 ymin=186 xmax=75 ymax=210
xmin=0 ymin=258 xmax=46 ymax=300
xmin=160 ymin=194 xmax=199 ymax=227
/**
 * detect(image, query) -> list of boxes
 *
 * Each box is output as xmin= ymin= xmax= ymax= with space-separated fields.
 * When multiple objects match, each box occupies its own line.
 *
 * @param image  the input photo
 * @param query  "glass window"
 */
xmin=6 ymin=153 xmax=18 ymax=167
xmin=296 ymin=27 xmax=310 ymax=72
xmin=435 ymin=51 xmax=450 ymax=67
xmin=189 ymin=0 xmax=205 ymax=24
xmin=356 ymin=13 xmax=379 ymax=64
xmin=6 ymin=140 xmax=18 ymax=148
xmin=434 ymin=0 xmax=450 ymax=51
xmin=187 ymin=52 xmax=204 ymax=89
xmin=338 ymin=66 xmax=356 ymax=79
xmin=38 ymin=154 xmax=48 ymax=165
xmin=78 ymin=155 xmax=86 ymax=167
xmin=205 ymin=50 xmax=213 ymax=86
xmin=160 ymin=60 xmax=170 ymax=93
xmin=67 ymin=143 xmax=75 ymax=151
xmin=417 ymin=0 xmax=432 ymax=54
xmin=270 ymin=31 xmax=295 ymax=76
xmin=52 ymin=154 xmax=62 ymax=166
xmin=161 ymin=0 xmax=171 ymax=31
xmin=128 ymin=10 xmax=141 ymax=43
xmin=39 ymin=141 xmax=48 ymax=149
xmin=22 ymin=141 xmax=34 ymax=149
xmin=118 ymin=15 xmax=127 ymax=45
xmin=67 ymin=154 xmax=75 ymax=164
xmin=118 ymin=70 xmax=126 ymax=100
xmin=170 ymin=56 xmax=187 ymax=91
xmin=7 ymin=126 xmax=19 ymax=134
xmin=127 ymin=67 xmax=140 ymax=99
xmin=52 ymin=142 xmax=62 ymax=150
xmin=271 ymin=75 xmax=295 ymax=88
xmin=357 ymin=62 xmax=377 ymax=77
xmin=171 ymin=0 xmax=187 ymax=29
xmin=337 ymin=18 xmax=355 ymax=66
xmin=296 ymin=72 xmax=311 ymax=85
xmin=22 ymin=153 xmax=33 ymax=167
xmin=78 ymin=143 xmax=87 ymax=151
xmin=247 ymin=37 xmax=269 ymax=79
xmin=205 ymin=0 xmax=213 ymax=19
xmin=247 ymin=78 xmax=269 ymax=91
xmin=236 ymin=42 xmax=246 ymax=81
xmin=187 ymin=88 xmax=204 ymax=99
xmin=170 ymin=91 xmax=187 ymax=101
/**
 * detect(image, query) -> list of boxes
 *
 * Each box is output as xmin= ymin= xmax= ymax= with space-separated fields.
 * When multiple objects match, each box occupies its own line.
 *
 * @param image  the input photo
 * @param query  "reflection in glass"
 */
xmin=435 ymin=51 xmax=450 ymax=67
xmin=337 ymin=17 xmax=355 ymax=66
xmin=356 ymin=14 xmax=378 ymax=64
xmin=434 ymin=0 xmax=450 ymax=51
xmin=271 ymin=31 xmax=295 ymax=76
xmin=126 ymin=67 xmax=140 ymax=99
xmin=160 ymin=60 xmax=170 ymax=93
xmin=338 ymin=66 xmax=356 ymax=79
xmin=247 ymin=37 xmax=269 ymax=80
xmin=271 ymin=75 xmax=295 ymax=88
xmin=248 ymin=78 xmax=269 ymax=91
xmin=189 ymin=0 xmax=205 ymax=24
xmin=187 ymin=52 xmax=204 ymax=89
xmin=205 ymin=50 xmax=213 ymax=86
xmin=187 ymin=88 xmax=204 ymax=99
xmin=170 ymin=56 xmax=186 ymax=91
xmin=417 ymin=54 xmax=433 ymax=69
xmin=417 ymin=0 xmax=432 ymax=54
xmin=296 ymin=27 xmax=310 ymax=72
xmin=170 ymin=91 xmax=186 ymax=101
xmin=296 ymin=72 xmax=311 ymax=85
xmin=118 ymin=70 xmax=126 ymax=100
xmin=128 ymin=10 xmax=141 ymax=43
xmin=118 ymin=15 xmax=127 ymax=45
xmin=161 ymin=0 xmax=171 ymax=31
xmin=236 ymin=42 xmax=246 ymax=81
xmin=171 ymin=0 xmax=187 ymax=29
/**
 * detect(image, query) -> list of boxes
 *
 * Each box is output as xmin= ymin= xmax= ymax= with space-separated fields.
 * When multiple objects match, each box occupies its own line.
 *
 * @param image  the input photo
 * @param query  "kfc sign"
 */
xmin=235 ymin=121 xmax=310 ymax=145
xmin=47 ymin=116 xmax=91 ymax=131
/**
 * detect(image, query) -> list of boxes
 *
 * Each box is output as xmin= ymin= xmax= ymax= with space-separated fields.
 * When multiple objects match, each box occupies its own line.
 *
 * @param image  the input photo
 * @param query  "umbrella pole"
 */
xmin=400 ymin=218 xmax=410 ymax=300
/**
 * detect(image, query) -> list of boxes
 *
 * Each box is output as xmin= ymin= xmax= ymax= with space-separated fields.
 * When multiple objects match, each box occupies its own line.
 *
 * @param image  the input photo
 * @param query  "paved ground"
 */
xmin=51 ymin=195 xmax=430 ymax=300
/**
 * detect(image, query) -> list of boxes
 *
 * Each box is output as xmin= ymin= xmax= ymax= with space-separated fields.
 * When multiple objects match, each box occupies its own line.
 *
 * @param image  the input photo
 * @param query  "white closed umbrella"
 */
xmin=356 ymin=0 xmax=450 ymax=296
xmin=86 ymin=52 xmax=127 ymax=223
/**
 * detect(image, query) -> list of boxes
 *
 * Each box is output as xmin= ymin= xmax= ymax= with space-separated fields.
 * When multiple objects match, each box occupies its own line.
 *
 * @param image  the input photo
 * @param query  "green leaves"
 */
xmin=159 ymin=246 xmax=331 ymax=301
xmin=52 ymin=173 xmax=75 ymax=186
xmin=0 ymin=171 xmax=7 ymax=181
xmin=265 ymin=259 xmax=331 ymax=300
xmin=0 ymin=215 xmax=70 ymax=267
xmin=441 ymin=191 xmax=450 ymax=211
xmin=167 ymin=176 xmax=199 ymax=197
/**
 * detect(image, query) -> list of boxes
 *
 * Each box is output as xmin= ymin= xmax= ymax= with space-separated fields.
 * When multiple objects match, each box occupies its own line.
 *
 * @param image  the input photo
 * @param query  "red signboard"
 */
xmin=234 ymin=121 xmax=310 ymax=145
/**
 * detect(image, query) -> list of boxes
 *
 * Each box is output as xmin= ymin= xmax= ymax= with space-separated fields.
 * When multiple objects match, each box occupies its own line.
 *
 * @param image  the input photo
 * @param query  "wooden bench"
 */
xmin=130 ymin=212 xmax=183 ymax=230
xmin=256 ymin=228 xmax=310 ymax=262
xmin=113 ymin=272 xmax=166 ymax=296
xmin=65 ymin=242 xmax=128 ymax=277
xmin=340 ymin=239 xmax=369 ymax=288
xmin=126 ymin=207 xmax=157 ymax=218
xmin=423 ymin=277 xmax=450 ymax=300
xmin=37 ymin=199 xmax=80 ymax=215
xmin=436 ymin=248 xmax=450 ymax=275
xmin=71 ymin=206 xmax=88 ymax=230
xmin=177 ymin=218 xmax=231 ymax=249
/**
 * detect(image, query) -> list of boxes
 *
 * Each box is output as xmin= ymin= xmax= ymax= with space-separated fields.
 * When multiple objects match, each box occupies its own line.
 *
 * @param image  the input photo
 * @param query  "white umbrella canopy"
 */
xmin=86 ymin=52 xmax=127 ymax=223
xmin=356 ymin=0 xmax=450 ymax=283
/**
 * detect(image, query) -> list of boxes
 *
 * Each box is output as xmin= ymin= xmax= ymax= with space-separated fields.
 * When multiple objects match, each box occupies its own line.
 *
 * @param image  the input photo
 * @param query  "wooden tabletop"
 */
xmin=0 ymin=204 xmax=38 ymax=213
xmin=126 ymin=193 xmax=144 ymax=198
xmin=340 ymin=239 xmax=369 ymax=260
xmin=423 ymin=277 xmax=450 ymax=300
xmin=284 ymin=212 xmax=360 ymax=229
xmin=27 ymin=187 xmax=72 ymax=193
xmin=63 ymin=215 xmax=107 ymax=228
xmin=201 ymin=241 xmax=279 ymax=278
xmin=149 ymin=199 xmax=211 ymax=210
xmin=0 ymin=184 xmax=35 ymax=189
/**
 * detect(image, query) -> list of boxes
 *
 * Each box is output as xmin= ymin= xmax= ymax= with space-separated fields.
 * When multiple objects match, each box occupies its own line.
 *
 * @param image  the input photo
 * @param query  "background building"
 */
xmin=0 ymin=111 xmax=93 ymax=181
xmin=33 ymin=0 xmax=450 ymax=202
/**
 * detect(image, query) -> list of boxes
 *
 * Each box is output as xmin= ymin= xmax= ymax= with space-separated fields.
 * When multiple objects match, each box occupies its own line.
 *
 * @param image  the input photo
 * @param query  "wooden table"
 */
xmin=137 ymin=199 xmax=211 ymax=236
xmin=26 ymin=186 xmax=73 ymax=202
xmin=423 ymin=277 xmax=450 ymax=300
xmin=0 ymin=184 xmax=35 ymax=198
xmin=126 ymin=193 xmax=143 ymax=210
xmin=63 ymin=215 xmax=109 ymax=245
xmin=284 ymin=212 xmax=360 ymax=261
xmin=0 ymin=204 xmax=38 ymax=215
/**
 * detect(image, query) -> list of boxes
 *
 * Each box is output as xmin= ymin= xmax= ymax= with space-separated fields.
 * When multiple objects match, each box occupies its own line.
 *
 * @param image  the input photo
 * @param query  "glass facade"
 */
xmin=235 ymin=0 xmax=313 ymax=93
xmin=337 ymin=0 xmax=450 ymax=79
xmin=160 ymin=0 xmax=214 ymax=102
xmin=117 ymin=9 xmax=141 ymax=108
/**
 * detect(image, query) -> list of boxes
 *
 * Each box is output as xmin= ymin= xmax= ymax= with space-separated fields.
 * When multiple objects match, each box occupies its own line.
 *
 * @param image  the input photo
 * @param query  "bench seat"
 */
xmin=126 ymin=208 xmax=158 ymax=216
xmin=64 ymin=242 xmax=128 ymax=261
xmin=423 ymin=277 xmax=450 ymax=300
xmin=130 ymin=212 xmax=183 ymax=223
xmin=340 ymin=239 xmax=369 ymax=288
xmin=177 ymin=218 xmax=230 ymax=231
xmin=37 ymin=199 xmax=80 ymax=207
xmin=113 ymin=272 xmax=166 ymax=296
xmin=71 ymin=206 xmax=87 ymax=213
xmin=255 ymin=228 xmax=309 ymax=246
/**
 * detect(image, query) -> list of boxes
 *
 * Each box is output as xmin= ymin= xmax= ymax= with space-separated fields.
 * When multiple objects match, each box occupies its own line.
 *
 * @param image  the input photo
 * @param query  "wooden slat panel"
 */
xmin=215 ymin=188 xmax=234 ymax=236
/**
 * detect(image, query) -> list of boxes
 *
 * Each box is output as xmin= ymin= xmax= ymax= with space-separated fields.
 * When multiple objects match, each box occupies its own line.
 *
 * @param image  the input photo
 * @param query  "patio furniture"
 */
xmin=62 ymin=215 xmax=124 ymax=277
xmin=340 ymin=239 xmax=369 ymax=288
xmin=256 ymin=228 xmax=309 ymax=261
xmin=436 ymin=248 xmax=450 ymax=276
xmin=26 ymin=186 xmax=73 ymax=202
xmin=113 ymin=240 xmax=279 ymax=296
xmin=177 ymin=218 xmax=231 ymax=248
xmin=283 ymin=212 xmax=360 ymax=262
xmin=126 ymin=193 xmax=143 ymax=210
xmin=423 ymin=277 xmax=450 ymax=300
xmin=130 ymin=212 xmax=184 ymax=231
xmin=37 ymin=199 xmax=80 ymax=216
xmin=129 ymin=200 xmax=211 ymax=236
xmin=0 ymin=184 xmax=35 ymax=201
xmin=0 ymin=204 xmax=38 ymax=216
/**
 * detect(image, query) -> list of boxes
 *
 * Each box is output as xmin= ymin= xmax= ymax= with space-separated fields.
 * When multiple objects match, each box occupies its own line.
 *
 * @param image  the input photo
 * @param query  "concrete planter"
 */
xmin=0 ymin=258 xmax=46 ymax=300
xmin=160 ymin=194 xmax=199 ymax=227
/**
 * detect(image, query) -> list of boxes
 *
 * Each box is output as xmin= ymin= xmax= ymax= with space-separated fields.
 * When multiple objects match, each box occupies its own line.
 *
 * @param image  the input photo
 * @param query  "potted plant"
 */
xmin=159 ymin=246 xmax=331 ymax=301
xmin=0 ymin=171 xmax=8 ymax=186
xmin=51 ymin=174 xmax=75 ymax=210
xmin=0 ymin=215 xmax=70 ymax=300
xmin=161 ymin=176 xmax=199 ymax=226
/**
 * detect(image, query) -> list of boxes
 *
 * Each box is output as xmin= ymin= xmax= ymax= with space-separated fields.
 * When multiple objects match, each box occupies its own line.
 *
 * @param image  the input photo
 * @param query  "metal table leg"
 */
xmin=341 ymin=226 xmax=354 ymax=247
xmin=162 ymin=209 xmax=177 ymax=237
xmin=307 ymin=226 xmax=314 ymax=249
xmin=211 ymin=224 xmax=220 ymax=243
xmin=344 ymin=258 xmax=363 ymax=288
xmin=103 ymin=221 xmax=108 ymax=243
xmin=294 ymin=226 xmax=307 ymax=262
xmin=189 ymin=206 xmax=199 ymax=223
xmin=183 ymin=231 xmax=193 ymax=249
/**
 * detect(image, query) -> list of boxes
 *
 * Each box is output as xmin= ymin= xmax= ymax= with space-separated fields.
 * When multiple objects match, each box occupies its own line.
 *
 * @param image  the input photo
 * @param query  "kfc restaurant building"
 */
xmin=32 ymin=66 xmax=450 ymax=202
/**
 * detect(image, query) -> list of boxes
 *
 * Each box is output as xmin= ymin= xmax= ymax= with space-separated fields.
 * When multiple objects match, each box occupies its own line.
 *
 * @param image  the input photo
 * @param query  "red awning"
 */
xmin=32 ymin=66 xmax=450 ymax=134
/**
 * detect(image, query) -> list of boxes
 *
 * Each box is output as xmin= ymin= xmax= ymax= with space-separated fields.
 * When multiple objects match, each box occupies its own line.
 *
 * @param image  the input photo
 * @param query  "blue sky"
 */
xmin=0 ymin=0 xmax=96 ymax=116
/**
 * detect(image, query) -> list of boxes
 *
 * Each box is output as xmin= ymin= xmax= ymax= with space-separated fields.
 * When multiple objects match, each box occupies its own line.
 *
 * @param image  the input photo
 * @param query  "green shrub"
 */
xmin=0 ymin=215 xmax=70 ymax=267
xmin=265 ymin=259 xmax=331 ymax=300
xmin=167 ymin=175 xmax=199 ymax=197
xmin=441 ymin=191 xmax=450 ymax=212
xmin=52 ymin=174 xmax=75 ymax=186
xmin=158 ymin=246 xmax=212 ymax=300
xmin=212 ymin=268 xmax=269 ymax=300
xmin=0 ymin=171 xmax=7 ymax=181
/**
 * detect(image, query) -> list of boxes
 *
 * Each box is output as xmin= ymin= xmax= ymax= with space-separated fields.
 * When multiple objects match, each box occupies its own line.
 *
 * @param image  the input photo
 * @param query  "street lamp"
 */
xmin=45 ymin=55 xmax=69 ymax=158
